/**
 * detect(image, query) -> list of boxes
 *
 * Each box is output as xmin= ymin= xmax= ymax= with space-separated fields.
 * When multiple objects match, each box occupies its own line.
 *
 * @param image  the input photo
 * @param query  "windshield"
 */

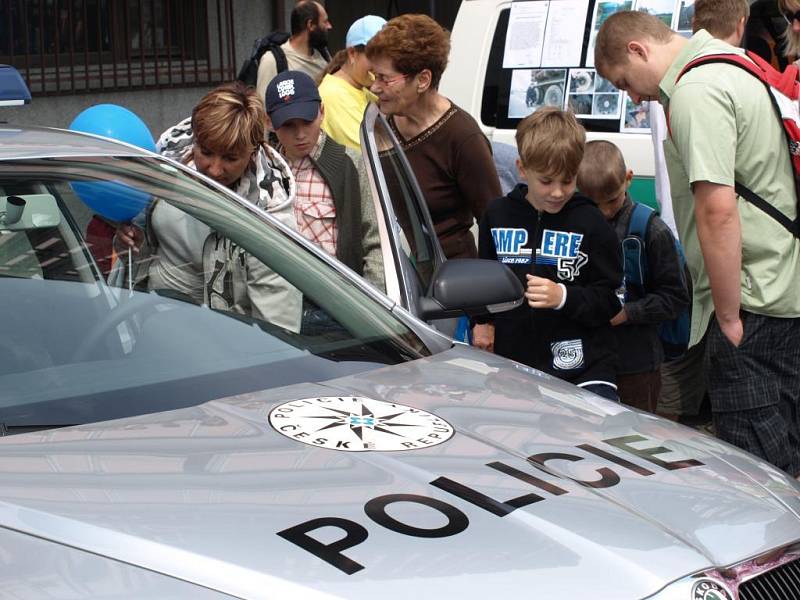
xmin=0 ymin=155 xmax=429 ymax=433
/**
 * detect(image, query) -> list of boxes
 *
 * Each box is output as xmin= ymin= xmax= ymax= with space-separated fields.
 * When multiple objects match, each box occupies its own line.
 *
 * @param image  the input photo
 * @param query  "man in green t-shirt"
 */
xmin=593 ymin=10 xmax=800 ymax=477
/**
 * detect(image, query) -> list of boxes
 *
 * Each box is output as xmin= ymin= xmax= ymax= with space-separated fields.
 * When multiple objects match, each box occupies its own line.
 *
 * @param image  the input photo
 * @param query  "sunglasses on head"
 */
xmin=783 ymin=9 xmax=800 ymax=24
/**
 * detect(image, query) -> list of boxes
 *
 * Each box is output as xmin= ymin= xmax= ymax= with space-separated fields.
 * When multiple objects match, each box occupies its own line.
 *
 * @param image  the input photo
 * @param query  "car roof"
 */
xmin=0 ymin=124 xmax=152 ymax=161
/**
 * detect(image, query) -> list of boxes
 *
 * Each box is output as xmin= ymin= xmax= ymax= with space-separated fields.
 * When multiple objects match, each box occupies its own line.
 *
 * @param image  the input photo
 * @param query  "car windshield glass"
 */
xmin=0 ymin=156 xmax=429 ymax=433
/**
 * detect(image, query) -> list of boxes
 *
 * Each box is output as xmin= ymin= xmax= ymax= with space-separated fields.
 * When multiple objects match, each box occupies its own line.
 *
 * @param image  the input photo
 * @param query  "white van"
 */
xmin=440 ymin=0 xmax=691 ymax=209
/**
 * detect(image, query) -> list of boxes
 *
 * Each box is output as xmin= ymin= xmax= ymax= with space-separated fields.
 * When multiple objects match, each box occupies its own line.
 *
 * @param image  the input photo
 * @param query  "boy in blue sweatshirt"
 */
xmin=473 ymin=107 xmax=623 ymax=400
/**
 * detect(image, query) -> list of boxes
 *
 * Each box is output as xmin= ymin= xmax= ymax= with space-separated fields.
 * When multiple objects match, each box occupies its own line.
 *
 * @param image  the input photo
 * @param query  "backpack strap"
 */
xmin=627 ymin=202 xmax=654 ymax=240
xmin=734 ymin=182 xmax=799 ymax=236
xmin=678 ymin=51 xmax=799 ymax=98
xmin=622 ymin=203 xmax=656 ymax=292
xmin=272 ymin=44 xmax=288 ymax=74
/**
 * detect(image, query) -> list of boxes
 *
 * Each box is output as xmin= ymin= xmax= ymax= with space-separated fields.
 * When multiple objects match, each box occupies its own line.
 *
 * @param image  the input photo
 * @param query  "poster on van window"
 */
xmin=508 ymin=68 xmax=568 ymax=118
xmin=586 ymin=0 xmax=633 ymax=67
xmin=566 ymin=68 xmax=623 ymax=119
xmin=620 ymin=93 xmax=652 ymax=133
xmin=503 ymin=0 xmax=590 ymax=69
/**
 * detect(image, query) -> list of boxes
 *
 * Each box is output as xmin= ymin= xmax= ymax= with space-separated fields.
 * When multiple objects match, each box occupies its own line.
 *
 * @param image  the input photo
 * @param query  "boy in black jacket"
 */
xmin=577 ymin=140 xmax=689 ymax=413
xmin=473 ymin=107 xmax=623 ymax=400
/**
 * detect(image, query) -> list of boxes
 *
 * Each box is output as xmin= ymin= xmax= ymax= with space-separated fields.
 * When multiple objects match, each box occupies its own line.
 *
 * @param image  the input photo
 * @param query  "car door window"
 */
xmin=361 ymin=104 xmax=445 ymax=312
xmin=0 ymin=155 xmax=429 ymax=433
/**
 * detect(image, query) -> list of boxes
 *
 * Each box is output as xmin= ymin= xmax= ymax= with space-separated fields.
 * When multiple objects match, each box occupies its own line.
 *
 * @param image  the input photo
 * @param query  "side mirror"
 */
xmin=419 ymin=259 xmax=524 ymax=321
xmin=0 ymin=194 xmax=61 ymax=231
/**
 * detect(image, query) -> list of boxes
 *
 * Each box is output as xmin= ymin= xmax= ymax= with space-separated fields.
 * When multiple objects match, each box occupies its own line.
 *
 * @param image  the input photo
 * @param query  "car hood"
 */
xmin=0 ymin=346 xmax=799 ymax=599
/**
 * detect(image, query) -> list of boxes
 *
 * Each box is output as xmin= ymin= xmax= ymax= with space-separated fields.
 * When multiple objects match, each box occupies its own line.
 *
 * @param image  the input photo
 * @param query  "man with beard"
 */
xmin=256 ymin=1 xmax=332 ymax=102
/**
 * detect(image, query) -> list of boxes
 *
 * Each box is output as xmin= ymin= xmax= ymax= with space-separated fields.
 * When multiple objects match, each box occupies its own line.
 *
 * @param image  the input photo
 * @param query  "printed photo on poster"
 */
xmin=509 ymin=68 xmax=568 ymax=119
xmin=634 ymin=0 xmax=675 ymax=26
xmin=620 ymin=94 xmax=651 ymax=133
xmin=674 ymin=0 xmax=695 ymax=35
xmin=586 ymin=0 xmax=633 ymax=67
xmin=567 ymin=69 xmax=622 ymax=119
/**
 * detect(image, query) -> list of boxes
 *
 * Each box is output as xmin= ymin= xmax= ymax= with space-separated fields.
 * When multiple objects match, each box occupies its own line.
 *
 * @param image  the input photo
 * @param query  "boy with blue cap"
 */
xmin=318 ymin=15 xmax=386 ymax=149
xmin=264 ymin=70 xmax=384 ymax=291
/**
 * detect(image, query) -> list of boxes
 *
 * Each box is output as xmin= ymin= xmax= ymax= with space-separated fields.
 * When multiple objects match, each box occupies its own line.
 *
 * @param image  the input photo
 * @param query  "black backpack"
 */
xmin=236 ymin=31 xmax=291 ymax=87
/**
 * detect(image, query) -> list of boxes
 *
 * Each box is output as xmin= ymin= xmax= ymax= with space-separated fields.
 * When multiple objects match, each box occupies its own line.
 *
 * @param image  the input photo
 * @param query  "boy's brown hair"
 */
xmin=594 ymin=11 xmax=673 ymax=74
xmin=577 ymin=140 xmax=627 ymax=203
xmin=693 ymin=0 xmax=750 ymax=39
xmin=516 ymin=107 xmax=586 ymax=178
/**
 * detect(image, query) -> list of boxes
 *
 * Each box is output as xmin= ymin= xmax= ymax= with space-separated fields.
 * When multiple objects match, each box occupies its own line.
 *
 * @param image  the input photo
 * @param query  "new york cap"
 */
xmin=264 ymin=70 xmax=321 ymax=129
xmin=346 ymin=15 xmax=387 ymax=48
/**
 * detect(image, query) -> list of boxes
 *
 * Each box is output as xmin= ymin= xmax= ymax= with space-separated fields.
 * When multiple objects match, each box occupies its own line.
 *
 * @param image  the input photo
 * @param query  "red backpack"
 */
xmin=673 ymin=50 xmax=800 ymax=238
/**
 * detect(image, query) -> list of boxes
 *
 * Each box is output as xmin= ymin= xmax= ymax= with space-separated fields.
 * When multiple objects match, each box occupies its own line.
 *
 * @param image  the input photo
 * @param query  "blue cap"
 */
xmin=346 ymin=15 xmax=386 ymax=48
xmin=264 ymin=70 xmax=321 ymax=129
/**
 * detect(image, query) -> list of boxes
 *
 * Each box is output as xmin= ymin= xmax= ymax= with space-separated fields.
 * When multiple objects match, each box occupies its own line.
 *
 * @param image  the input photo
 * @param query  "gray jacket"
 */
xmin=130 ymin=118 xmax=303 ymax=332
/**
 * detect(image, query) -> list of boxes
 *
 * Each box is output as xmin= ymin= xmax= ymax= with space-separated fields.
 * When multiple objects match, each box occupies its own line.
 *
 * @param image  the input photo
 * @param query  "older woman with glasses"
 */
xmin=366 ymin=14 xmax=500 ymax=260
xmin=116 ymin=81 xmax=302 ymax=331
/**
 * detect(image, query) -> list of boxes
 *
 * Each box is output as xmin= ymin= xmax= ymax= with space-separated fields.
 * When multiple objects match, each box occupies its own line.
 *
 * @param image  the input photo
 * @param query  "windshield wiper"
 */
xmin=0 ymin=423 xmax=76 ymax=436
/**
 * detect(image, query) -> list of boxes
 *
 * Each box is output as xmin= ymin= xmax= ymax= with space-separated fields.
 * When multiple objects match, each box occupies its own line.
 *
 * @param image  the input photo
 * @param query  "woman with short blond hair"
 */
xmin=117 ymin=82 xmax=301 ymax=330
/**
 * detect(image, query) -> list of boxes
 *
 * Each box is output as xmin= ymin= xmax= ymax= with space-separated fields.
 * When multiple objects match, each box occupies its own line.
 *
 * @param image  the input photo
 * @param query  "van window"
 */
xmin=481 ymin=7 xmax=622 ymax=134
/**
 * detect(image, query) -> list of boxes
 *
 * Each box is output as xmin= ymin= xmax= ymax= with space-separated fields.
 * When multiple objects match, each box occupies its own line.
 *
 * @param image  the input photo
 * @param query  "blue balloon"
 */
xmin=69 ymin=104 xmax=156 ymax=222
xmin=69 ymin=104 xmax=156 ymax=152
xmin=70 ymin=181 xmax=151 ymax=223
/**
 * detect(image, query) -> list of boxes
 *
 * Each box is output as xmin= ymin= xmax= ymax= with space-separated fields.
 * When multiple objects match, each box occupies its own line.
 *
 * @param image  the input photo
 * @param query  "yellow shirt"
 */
xmin=318 ymin=74 xmax=375 ymax=150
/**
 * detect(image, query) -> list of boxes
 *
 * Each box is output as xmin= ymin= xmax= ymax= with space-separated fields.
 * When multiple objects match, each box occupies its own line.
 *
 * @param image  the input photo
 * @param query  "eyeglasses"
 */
xmin=783 ymin=9 xmax=800 ymax=24
xmin=371 ymin=72 xmax=409 ymax=86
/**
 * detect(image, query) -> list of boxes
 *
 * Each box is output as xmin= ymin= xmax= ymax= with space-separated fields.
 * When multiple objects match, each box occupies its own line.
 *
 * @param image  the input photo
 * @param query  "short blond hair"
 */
xmin=516 ymin=107 xmax=585 ymax=178
xmin=191 ymin=82 xmax=265 ymax=155
xmin=577 ymin=140 xmax=627 ymax=202
xmin=779 ymin=0 xmax=800 ymax=57
xmin=694 ymin=0 xmax=750 ymax=39
xmin=594 ymin=11 xmax=673 ymax=74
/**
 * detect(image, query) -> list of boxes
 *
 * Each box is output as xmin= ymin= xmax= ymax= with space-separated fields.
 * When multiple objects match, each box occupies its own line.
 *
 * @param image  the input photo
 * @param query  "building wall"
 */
xmin=2 ymin=1 xmax=273 ymax=140
xmin=1 ymin=0 xmax=463 ymax=137
xmin=324 ymin=0 xmax=462 ymax=52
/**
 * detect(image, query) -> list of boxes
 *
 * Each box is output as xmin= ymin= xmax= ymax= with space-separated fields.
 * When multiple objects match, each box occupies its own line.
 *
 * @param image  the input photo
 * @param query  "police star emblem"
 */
xmin=269 ymin=396 xmax=455 ymax=452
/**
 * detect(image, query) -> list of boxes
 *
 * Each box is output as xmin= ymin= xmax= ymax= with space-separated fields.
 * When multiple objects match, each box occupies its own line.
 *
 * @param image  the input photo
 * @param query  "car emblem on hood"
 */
xmin=692 ymin=579 xmax=733 ymax=600
xmin=269 ymin=396 xmax=455 ymax=452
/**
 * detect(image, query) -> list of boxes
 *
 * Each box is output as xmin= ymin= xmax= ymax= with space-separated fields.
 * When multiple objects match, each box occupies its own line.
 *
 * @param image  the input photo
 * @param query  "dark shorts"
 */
xmin=705 ymin=312 xmax=800 ymax=476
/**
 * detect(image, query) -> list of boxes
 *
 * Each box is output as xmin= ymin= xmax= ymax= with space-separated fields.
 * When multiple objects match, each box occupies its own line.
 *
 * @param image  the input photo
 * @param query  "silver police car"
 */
xmin=1 ymin=67 xmax=799 ymax=600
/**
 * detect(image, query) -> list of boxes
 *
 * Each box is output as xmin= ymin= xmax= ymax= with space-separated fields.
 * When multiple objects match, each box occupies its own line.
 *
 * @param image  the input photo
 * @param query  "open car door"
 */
xmin=359 ymin=103 xmax=450 ymax=322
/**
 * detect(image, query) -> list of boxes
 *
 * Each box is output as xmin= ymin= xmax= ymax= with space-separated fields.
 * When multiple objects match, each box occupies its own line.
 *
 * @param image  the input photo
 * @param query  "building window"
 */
xmin=0 ymin=0 xmax=236 ymax=95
